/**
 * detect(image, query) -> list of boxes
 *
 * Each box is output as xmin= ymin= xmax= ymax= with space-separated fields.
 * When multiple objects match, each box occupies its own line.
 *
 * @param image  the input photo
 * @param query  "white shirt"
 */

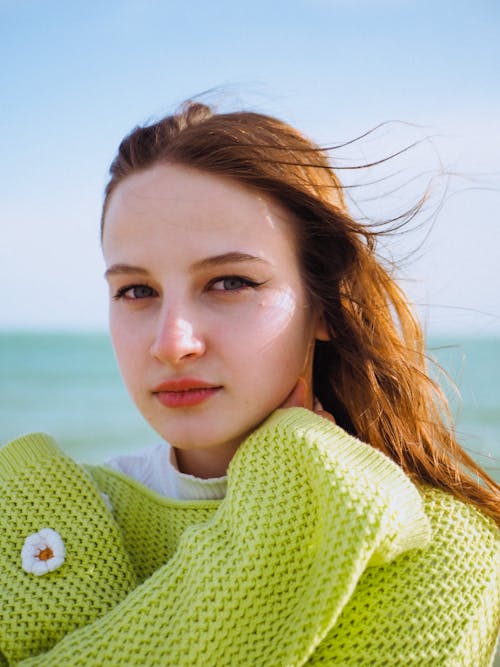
xmin=106 ymin=443 xmax=228 ymax=501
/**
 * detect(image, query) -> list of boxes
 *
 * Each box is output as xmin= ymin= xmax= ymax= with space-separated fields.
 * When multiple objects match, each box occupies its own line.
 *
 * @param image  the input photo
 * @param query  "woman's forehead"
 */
xmin=102 ymin=163 xmax=299 ymax=254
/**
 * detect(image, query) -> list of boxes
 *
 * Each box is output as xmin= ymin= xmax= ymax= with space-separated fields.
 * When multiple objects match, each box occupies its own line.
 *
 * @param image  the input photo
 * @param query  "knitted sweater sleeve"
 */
xmin=0 ymin=433 xmax=137 ymax=665
xmin=12 ymin=408 xmax=429 ymax=667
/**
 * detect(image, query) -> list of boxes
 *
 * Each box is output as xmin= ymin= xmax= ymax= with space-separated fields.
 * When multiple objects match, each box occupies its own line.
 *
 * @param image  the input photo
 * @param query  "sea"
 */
xmin=0 ymin=330 xmax=499 ymax=482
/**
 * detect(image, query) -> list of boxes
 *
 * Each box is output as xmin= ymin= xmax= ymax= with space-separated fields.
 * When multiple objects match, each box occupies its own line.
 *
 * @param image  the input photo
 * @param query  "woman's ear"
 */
xmin=314 ymin=311 xmax=330 ymax=341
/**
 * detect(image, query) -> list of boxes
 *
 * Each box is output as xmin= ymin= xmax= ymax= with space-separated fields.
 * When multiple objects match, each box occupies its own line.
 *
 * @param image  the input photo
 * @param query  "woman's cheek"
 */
xmin=239 ymin=290 xmax=312 ymax=392
xmin=250 ymin=288 xmax=298 ymax=352
xmin=110 ymin=320 xmax=144 ymax=394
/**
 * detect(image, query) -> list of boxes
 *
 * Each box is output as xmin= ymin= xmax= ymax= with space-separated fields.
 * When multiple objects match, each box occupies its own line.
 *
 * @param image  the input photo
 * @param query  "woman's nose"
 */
xmin=150 ymin=310 xmax=205 ymax=365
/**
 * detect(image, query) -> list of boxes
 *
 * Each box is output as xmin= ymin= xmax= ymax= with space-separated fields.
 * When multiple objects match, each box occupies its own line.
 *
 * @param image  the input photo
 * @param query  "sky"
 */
xmin=1 ymin=0 xmax=499 ymax=336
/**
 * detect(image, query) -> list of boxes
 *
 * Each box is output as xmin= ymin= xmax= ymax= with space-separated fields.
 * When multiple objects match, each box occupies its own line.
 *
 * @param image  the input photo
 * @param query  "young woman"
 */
xmin=1 ymin=102 xmax=499 ymax=666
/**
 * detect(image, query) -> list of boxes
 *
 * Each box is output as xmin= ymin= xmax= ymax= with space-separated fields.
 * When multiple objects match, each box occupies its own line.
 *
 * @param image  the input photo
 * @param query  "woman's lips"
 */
xmin=152 ymin=379 xmax=222 ymax=408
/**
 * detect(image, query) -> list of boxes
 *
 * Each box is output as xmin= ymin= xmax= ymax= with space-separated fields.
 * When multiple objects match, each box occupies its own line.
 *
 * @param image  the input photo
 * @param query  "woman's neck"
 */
xmin=172 ymin=442 xmax=239 ymax=479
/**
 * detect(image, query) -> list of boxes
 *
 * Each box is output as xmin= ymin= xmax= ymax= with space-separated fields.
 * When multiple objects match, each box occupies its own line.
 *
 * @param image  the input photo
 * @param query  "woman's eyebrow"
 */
xmin=104 ymin=264 xmax=149 ymax=279
xmin=190 ymin=252 xmax=268 ymax=272
xmin=104 ymin=253 xmax=268 ymax=279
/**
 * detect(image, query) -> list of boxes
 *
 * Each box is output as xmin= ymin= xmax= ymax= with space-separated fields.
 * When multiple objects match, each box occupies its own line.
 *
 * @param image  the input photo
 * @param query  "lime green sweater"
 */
xmin=0 ymin=409 xmax=498 ymax=666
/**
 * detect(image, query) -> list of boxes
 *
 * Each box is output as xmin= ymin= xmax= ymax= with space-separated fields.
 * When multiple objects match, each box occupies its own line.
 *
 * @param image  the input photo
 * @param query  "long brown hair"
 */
xmin=101 ymin=101 xmax=500 ymax=526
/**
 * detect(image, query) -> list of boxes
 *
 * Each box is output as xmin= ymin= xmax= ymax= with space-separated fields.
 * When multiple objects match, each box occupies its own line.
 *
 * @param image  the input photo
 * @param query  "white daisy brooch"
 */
xmin=21 ymin=528 xmax=66 ymax=576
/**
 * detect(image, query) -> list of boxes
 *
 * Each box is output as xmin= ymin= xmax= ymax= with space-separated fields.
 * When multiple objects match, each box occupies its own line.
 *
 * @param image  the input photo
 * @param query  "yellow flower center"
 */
xmin=37 ymin=547 xmax=54 ymax=561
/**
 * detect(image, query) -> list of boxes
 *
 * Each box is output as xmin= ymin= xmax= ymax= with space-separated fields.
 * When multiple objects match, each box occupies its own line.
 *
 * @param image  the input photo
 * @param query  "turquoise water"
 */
xmin=0 ymin=331 xmax=499 ymax=482
xmin=0 ymin=331 xmax=158 ymax=463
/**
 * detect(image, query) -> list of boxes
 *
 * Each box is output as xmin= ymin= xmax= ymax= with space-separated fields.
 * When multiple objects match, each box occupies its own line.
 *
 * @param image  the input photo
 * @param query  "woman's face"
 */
xmin=102 ymin=164 xmax=325 ymax=475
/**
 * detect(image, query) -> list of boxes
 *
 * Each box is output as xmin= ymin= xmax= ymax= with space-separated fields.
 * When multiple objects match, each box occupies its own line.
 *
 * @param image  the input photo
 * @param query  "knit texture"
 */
xmin=0 ymin=409 xmax=498 ymax=666
xmin=0 ymin=434 xmax=137 ymax=665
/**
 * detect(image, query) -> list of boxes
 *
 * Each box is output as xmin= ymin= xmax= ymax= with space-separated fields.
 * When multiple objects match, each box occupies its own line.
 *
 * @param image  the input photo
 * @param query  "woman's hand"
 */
xmin=280 ymin=378 xmax=336 ymax=423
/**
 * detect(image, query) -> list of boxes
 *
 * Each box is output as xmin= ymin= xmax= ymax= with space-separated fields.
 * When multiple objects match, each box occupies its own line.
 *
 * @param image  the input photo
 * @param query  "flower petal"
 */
xmin=21 ymin=528 xmax=66 ymax=576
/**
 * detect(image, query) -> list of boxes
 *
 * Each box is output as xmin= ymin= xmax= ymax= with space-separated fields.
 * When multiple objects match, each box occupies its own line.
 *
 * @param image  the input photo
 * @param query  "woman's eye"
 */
xmin=114 ymin=284 xmax=156 ymax=300
xmin=210 ymin=276 xmax=260 ymax=292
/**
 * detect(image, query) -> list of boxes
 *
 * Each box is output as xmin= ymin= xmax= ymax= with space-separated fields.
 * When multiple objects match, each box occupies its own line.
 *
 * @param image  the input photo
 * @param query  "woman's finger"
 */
xmin=280 ymin=383 xmax=336 ymax=423
xmin=313 ymin=398 xmax=336 ymax=423
xmin=315 ymin=409 xmax=336 ymax=424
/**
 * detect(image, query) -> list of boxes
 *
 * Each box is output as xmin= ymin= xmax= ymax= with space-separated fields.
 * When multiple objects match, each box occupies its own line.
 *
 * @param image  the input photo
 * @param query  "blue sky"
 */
xmin=1 ymin=0 xmax=499 ymax=334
